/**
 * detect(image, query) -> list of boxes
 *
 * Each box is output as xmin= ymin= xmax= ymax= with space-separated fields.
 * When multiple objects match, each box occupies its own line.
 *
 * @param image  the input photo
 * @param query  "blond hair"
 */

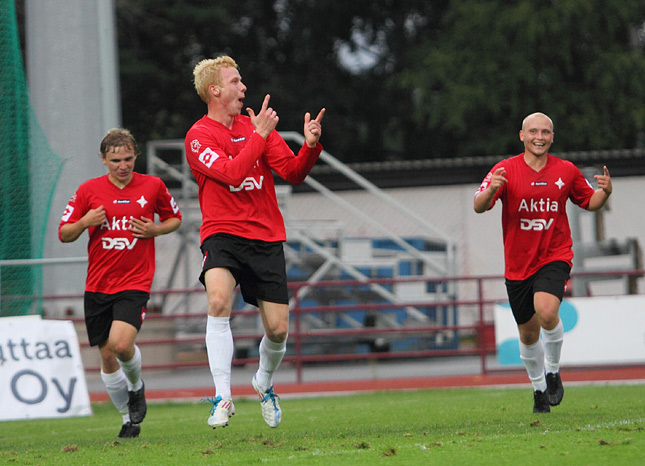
xmin=99 ymin=128 xmax=137 ymax=157
xmin=193 ymin=56 xmax=239 ymax=103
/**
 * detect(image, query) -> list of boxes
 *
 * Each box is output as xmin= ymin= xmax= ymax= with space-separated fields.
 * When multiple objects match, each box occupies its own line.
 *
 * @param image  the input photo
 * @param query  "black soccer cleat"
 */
xmin=127 ymin=380 xmax=147 ymax=424
xmin=533 ymin=389 xmax=550 ymax=413
xmin=546 ymin=372 xmax=564 ymax=406
xmin=117 ymin=421 xmax=141 ymax=439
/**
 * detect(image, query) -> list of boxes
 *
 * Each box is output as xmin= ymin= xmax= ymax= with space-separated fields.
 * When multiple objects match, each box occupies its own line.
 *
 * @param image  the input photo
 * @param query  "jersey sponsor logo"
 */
xmin=478 ymin=172 xmax=493 ymax=191
xmin=229 ymin=176 xmax=264 ymax=192
xmin=231 ymin=136 xmax=246 ymax=143
xmin=100 ymin=216 xmax=133 ymax=231
xmin=61 ymin=205 xmax=74 ymax=222
xmin=198 ymin=147 xmax=220 ymax=168
xmin=101 ymin=237 xmax=138 ymax=250
xmin=190 ymin=139 xmax=201 ymax=153
xmin=162 ymin=187 xmax=180 ymax=214
xmin=518 ymin=198 xmax=558 ymax=212
xmin=170 ymin=196 xmax=179 ymax=214
xmin=520 ymin=218 xmax=554 ymax=231
xmin=114 ymin=199 xmax=131 ymax=204
xmin=532 ymin=181 xmax=548 ymax=186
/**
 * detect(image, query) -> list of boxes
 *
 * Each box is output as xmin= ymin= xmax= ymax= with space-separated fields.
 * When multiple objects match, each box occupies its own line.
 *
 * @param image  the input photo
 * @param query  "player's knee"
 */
xmin=519 ymin=330 xmax=539 ymax=345
xmin=111 ymin=341 xmax=132 ymax=358
xmin=207 ymin=292 xmax=231 ymax=316
xmin=538 ymin=311 xmax=559 ymax=330
xmin=267 ymin=324 xmax=288 ymax=343
xmin=100 ymin=353 xmax=120 ymax=372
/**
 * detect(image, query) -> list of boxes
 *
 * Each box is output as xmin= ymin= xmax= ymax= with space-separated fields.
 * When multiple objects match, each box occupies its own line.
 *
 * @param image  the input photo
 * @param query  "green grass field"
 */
xmin=1 ymin=384 xmax=643 ymax=465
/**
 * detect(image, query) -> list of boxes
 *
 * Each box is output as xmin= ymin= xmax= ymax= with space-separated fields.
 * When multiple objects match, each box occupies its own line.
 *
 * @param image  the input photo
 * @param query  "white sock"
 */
xmin=519 ymin=340 xmax=547 ymax=392
xmin=118 ymin=344 xmax=142 ymax=392
xmin=206 ymin=316 xmax=233 ymax=400
xmin=255 ymin=335 xmax=287 ymax=391
xmin=101 ymin=368 xmax=130 ymax=422
xmin=542 ymin=319 xmax=564 ymax=374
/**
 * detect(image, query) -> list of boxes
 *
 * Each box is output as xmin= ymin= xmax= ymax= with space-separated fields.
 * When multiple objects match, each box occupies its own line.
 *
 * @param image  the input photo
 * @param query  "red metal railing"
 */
xmin=20 ymin=269 xmax=645 ymax=383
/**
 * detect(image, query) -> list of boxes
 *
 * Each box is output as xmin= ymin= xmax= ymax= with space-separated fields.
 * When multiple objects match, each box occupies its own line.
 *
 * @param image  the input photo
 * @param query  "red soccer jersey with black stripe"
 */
xmin=185 ymin=115 xmax=322 ymax=244
xmin=476 ymin=154 xmax=595 ymax=280
xmin=59 ymin=173 xmax=182 ymax=293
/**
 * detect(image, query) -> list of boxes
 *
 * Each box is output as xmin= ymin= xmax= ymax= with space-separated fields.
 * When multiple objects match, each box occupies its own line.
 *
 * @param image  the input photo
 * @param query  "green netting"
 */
xmin=0 ymin=2 xmax=65 ymax=317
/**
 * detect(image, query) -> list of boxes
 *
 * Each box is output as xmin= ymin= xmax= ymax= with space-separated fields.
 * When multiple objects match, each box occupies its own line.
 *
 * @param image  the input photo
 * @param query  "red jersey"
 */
xmin=59 ymin=173 xmax=182 ymax=294
xmin=476 ymin=153 xmax=595 ymax=280
xmin=185 ymin=115 xmax=322 ymax=244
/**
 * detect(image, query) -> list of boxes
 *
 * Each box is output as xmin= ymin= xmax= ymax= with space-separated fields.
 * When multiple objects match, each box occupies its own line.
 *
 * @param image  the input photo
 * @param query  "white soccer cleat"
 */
xmin=252 ymin=375 xmax=282 ymax=428
xmin=206 ymin=395 xmax=235 ymax=428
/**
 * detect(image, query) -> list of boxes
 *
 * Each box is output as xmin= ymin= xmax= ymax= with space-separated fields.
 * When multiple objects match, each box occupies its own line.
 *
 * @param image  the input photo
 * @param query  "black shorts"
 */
xmin=84 ymin=290 xmax=149 ymax=347
xmin=199 ymin=233 xmax=289 ymax=307
xmin=505 ymin=261 xmax=571 ymax=325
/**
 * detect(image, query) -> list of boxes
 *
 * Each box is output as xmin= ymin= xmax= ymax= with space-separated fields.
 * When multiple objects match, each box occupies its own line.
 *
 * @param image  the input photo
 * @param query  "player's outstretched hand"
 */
xmin=489 ymin=167 xmax=507 ymax=193
xmin=304 ymin=108 xmax=325 ymax=147
xmin=594 ymin=165 xmax=612 ymax=195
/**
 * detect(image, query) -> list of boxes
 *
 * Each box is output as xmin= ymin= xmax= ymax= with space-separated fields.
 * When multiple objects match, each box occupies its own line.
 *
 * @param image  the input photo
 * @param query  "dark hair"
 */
xmin=99 ymin=128 xmax=138 ymax=157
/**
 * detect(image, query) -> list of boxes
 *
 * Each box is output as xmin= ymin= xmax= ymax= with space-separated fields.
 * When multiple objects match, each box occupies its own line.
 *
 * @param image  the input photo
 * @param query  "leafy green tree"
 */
xmin=115 ymin=0 xmax=645 ymax=165
xmin=116 ymin=0 xmax=448 ymax=163
xmin=398 ymin=0 xmax=645 ymax=158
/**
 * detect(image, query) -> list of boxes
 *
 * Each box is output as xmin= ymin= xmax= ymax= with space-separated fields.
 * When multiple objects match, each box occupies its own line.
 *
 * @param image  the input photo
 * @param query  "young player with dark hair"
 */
xmin=59 ymin=128 xmax=182 ymax=437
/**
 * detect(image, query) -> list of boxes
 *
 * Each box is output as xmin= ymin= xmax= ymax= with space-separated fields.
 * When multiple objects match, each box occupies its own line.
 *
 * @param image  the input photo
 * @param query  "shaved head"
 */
xmin=522 ymin=112 xmax=553 ymax=132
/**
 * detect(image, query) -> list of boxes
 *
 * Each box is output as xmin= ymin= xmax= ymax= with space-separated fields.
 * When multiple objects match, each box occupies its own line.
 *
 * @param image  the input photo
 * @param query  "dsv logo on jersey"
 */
xmin=101 ymin=237 xmax=138 ymax=250
xmin=520 ymin=218 xmax=554 ymax=231
xmin=230 ymin=176 xmax=264 ymax=192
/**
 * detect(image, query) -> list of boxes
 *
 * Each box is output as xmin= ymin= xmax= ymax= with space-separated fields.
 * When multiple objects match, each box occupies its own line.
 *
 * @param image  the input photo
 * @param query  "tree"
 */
xmin=115 ymin=0 xmax=645 ymax=165
xmin=397 ymin=0 xmax=645 ymax=158
xmin=115 ymin=0 xmax=449 ymax=163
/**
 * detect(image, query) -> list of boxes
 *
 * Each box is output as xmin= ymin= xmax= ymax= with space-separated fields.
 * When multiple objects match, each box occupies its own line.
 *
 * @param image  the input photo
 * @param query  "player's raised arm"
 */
xmin=587 ymin=165 xmax=612 ymax=211
xmin=474 ymin=168 xmax=507 ymax=213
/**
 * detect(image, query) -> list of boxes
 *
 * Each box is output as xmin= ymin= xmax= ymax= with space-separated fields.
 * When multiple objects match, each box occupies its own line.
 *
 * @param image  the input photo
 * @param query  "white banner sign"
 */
xmin=494 ymin=295 xmax=645 ymax=366
xmin=0 ymin=316 xmax=92 ymax=421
